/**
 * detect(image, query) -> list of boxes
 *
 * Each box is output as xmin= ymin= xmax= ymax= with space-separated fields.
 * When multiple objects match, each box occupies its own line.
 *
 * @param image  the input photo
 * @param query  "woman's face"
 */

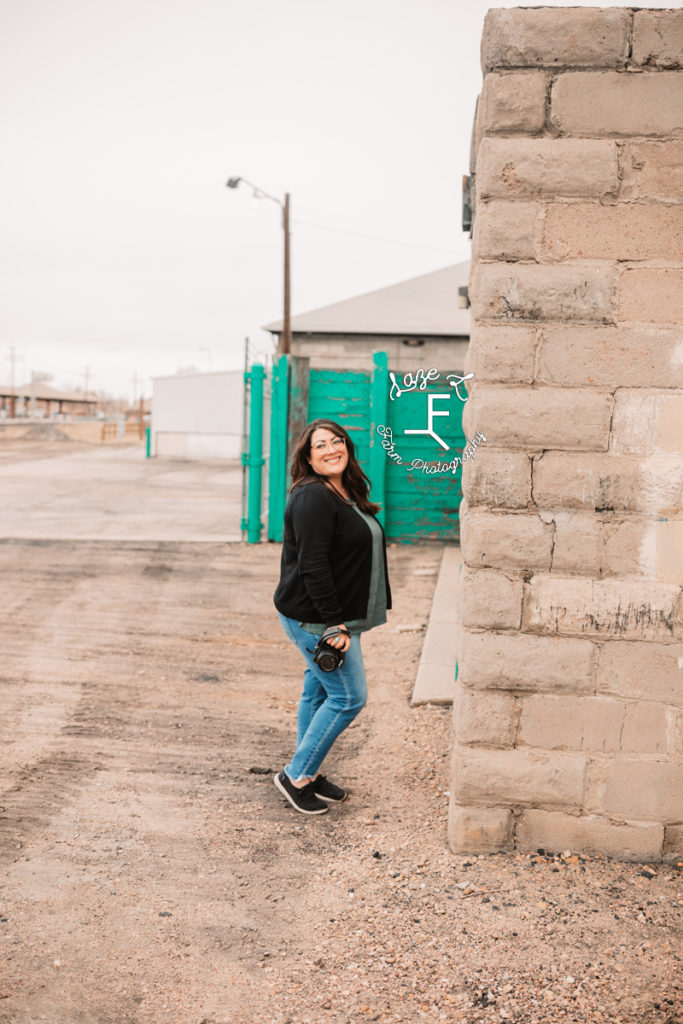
xmin=308 ymin=427 xmax=348 ymax=479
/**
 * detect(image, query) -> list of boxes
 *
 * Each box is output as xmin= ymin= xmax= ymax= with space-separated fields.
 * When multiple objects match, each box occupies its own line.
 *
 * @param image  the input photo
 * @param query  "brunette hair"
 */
xmin=290 ymin=419 xmax=381 ymax=515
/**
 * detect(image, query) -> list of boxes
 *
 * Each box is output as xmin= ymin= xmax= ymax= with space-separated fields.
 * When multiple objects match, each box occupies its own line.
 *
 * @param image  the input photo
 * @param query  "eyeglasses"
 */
xmin=311 ymin=437 xmax=346 ymax=453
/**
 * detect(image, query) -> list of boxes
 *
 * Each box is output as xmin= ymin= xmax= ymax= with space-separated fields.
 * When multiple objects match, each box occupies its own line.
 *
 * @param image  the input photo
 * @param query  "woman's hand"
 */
xmin=329 ymin=625 xmax=351 ymax=653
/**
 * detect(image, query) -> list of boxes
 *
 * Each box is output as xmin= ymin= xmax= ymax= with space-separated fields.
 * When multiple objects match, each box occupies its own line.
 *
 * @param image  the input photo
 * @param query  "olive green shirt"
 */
xmin=300 ymin=504 xmax=387 ymax=636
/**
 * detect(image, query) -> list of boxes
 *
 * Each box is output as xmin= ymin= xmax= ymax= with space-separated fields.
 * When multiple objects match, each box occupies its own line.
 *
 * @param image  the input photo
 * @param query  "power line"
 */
xmin=292 ymin=216 xmax=458 ymax=253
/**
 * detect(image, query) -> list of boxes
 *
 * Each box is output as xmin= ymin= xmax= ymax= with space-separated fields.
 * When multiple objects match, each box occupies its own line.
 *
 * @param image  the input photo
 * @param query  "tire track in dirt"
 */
xmin=0 ymin=538 xmax=436 ymax=1023
xmin=0 ymin=539 xmax=282 ymax=862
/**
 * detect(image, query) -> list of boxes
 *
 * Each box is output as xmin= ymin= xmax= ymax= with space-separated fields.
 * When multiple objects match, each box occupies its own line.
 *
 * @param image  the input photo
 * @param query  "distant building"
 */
xmin=265 ymin=262 xmax=470 ymax=370
xmin=150 ymin=370 xmax=244 ymax=460
xmin=0 ymin=381 xmax=98 ymax=418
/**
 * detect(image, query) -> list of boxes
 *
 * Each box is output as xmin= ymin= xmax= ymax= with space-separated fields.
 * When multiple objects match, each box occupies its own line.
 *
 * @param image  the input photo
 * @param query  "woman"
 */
xmin=273 ymin=418 xmax=392 ymax=815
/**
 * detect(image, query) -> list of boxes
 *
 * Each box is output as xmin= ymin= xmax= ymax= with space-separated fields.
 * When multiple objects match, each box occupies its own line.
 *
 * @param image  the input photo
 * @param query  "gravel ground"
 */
xmin=0 ymin=536 xmax=680 ymax=1024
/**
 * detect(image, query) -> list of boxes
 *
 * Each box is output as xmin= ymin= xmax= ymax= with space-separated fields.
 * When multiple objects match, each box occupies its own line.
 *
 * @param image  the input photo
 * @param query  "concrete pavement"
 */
xmin=411 ymin=544 xmax=461 ymax=705
xmin=0 ymin=442 xmax=244 ymax=542
xmin=1 ymin=438 xmax=459 ymax=703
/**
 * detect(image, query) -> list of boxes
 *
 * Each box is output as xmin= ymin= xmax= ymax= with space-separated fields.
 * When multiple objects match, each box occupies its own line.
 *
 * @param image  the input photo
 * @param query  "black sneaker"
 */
xmin=313 ymin=774 xmax=347 ymax=802
xmin=274 ymin=771 xmax=329 ymax=815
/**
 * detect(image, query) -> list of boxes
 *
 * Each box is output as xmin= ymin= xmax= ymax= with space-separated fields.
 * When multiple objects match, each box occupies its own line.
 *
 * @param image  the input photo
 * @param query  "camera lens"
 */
xmin=318 ymin=650 xmax=339 ymax=672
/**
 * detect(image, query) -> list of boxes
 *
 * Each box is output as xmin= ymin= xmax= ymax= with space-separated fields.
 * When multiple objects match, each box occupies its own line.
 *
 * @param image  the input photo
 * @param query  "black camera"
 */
xmin=312 ymin=626 xmax=349 ymax=673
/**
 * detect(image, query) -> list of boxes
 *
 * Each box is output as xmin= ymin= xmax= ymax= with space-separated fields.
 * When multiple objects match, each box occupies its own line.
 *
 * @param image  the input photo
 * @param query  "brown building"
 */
xmin=0 ymin=381 xmax=98 ymax=418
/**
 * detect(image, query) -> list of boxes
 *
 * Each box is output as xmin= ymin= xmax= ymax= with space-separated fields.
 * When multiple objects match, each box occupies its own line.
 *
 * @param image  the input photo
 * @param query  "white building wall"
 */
xmin=151 ymin=370 xmax=244 ymax=460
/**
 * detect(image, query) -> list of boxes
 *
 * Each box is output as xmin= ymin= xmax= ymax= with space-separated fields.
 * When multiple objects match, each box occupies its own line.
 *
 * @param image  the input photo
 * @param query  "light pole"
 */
xmin=226 ymin=177 xmax=291 ymax=355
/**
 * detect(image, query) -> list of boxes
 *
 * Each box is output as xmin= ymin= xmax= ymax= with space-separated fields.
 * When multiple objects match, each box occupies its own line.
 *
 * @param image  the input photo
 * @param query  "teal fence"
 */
xmin=262 ymin=353 xmax=467 ymax=544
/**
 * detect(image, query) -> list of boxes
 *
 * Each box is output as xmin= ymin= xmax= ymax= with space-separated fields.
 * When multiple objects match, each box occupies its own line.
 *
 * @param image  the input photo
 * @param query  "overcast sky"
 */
xmin=1 ymin=0 xmax=671 ymax=399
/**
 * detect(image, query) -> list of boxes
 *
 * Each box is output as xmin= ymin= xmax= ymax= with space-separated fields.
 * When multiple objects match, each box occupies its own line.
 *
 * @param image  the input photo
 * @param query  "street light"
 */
xmin=226 ymin=176 xmax=292 ymax=355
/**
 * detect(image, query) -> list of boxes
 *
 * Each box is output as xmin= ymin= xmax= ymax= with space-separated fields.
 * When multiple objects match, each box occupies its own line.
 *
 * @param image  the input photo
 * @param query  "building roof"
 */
xmin=265 ymin=261 xmax=470 ymax=337
xmin=5 ymin=381 xmax=98 ymax=403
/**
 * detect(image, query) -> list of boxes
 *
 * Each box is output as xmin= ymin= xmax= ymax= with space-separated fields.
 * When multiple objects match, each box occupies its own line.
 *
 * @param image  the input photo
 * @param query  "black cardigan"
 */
xmin=273 ymin=479 xmax=392 ymax=627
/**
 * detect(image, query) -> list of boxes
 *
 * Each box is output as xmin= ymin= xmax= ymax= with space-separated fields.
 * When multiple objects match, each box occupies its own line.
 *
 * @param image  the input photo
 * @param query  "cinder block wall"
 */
xmin=449 ymin=7 xmax=683 ymax=862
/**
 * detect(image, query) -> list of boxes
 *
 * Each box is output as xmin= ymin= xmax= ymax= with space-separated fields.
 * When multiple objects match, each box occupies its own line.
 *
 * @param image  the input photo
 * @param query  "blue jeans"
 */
xmin=278 ymin=613 xmax=367 ymax=782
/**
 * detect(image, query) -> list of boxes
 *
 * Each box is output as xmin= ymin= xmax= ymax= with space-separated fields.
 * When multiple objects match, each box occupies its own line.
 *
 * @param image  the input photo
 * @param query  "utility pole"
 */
xmin=282 ymin=192 xmax=291 ymax=355
xmin=8 ymin=346 xmax=16 ymax=418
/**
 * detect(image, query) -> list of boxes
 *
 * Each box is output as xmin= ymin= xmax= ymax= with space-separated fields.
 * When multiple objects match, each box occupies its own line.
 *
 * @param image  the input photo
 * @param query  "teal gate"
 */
xmin=266 ymin=353 xmax=467 ymax=544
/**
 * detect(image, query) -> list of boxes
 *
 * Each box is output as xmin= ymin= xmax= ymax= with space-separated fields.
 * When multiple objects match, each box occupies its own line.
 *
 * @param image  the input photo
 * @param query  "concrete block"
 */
xmin=552 ymin=512 xmax=603 ymax=575
xmin=620 ymin=142 xmax=683 ymax=202
xmin=673 ymin=710 xmax=683 ymax=758
xmin=471 ymin=263 xmax=616 ymax=324
xmin=454 ymin=745 xmax=587 ymax=808
xmin=663 ymin=825 xmax=683 ymax=861
xmin=587 ymin=758 xmax=683 ymax=822
xmin=597 ymin=641 xmax=683 ymax=707
xmin=657 ymin=394 xmax=683 ymax=453
xmin=467 ymin=325 xmax=536 ymax=384
xmin=462 ymin=450 xmax=531 ymax=509
xmin=480 ymin=71 xmax=548 ymax=133
xmin=552 ymin=71 xmax=683 ymax=137
xmin=481 ymin=8 xmax=630 ymax=71
xmin=477 ymin=137 xmax=619 ymax=199
xmin=532 ymin=452 xmax=683 ymax=516
xmin=604 ymin=520 xmax=683 ymax=584
xmin=611 ymin=390 xmax=683 ymax=455
xmin=473 ymin=200 xmax=540 ymax=261
xmin=523 ymin=575 xmax=682 ymax=642
xmin=517 ymin=809 xmax=664 ymax=862
xmin=467 ymin=385 xmax=613 ymax=451
xmin=633 ymin=10 xmax=683 ymax=69
xmin=603 ymin=519 xmax=652 ymax=578
xmin=537 ymin=326 xmax=683 ymax=389
xmin=461 ymin=511 xmax=553 ymax=571
xmin=654 ymin=521 xmax=683 ymax=586
xmin=519 ymin=694 xmax=624 ymax=752
xmin=519 ymin=694 xmax=668 ymax=756
xmin=461 ymin=566 xmax=523 ymax=630
xmin=454 ymin=687 xmax=518 ymax=747
xmin=542 ymin=202 xmax=683 ymax=262
xmin=619 ymin=268 xmax=683 ymax=325
xmin=470 ymin=93 xmax=483 ymax=176
xmin=621 ymin=702 xmax=669 ymax=756
xmin=448 ymin=802 xmax=513 ymax=854
xmin=459 ymin=629 xmax=595 ymax=694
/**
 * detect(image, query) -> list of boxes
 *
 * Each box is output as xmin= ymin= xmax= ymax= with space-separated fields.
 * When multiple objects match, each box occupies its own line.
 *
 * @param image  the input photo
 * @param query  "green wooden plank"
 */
xmin=287 ymin=357 xmax=310 ymax=470
xmin=383 ymin=368 xmax=468 ymax=542
xmin=307 ymin=367 xmax=374 ymax=491
xmin=277 ymin=360 xmax=471 ymax=543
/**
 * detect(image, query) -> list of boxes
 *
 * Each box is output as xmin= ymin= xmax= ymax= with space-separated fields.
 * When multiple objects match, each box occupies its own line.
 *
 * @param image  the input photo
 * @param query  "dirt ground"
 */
xmin=0 ymin=444 xmax=681 ymax=1024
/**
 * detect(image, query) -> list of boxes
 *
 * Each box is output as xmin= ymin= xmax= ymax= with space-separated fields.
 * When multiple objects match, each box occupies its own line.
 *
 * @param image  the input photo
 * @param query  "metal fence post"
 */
xmin=267 ymin=355 xmax=289 ymax=542
xmin=242 ymin=363 xmax=265 ymax=543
